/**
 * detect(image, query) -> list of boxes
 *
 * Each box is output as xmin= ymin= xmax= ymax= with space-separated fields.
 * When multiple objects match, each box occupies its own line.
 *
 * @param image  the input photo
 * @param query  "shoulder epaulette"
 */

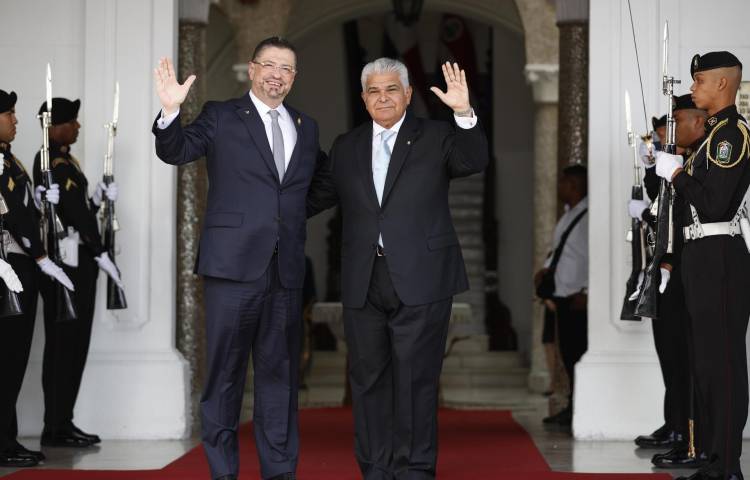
xmin=52 ymin=157 xmax=70 ymax=168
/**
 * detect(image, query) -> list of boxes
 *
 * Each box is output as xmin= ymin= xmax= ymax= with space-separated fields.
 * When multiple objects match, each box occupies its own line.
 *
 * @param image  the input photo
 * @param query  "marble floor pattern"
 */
xmin=1 ymin=385 xmax=748 ymax=478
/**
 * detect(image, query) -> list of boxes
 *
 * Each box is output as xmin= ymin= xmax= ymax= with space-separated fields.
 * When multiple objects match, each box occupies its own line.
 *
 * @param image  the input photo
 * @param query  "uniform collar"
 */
xmin=705 ymin=104 xmax=739 ymax=130
xmin=564 ymin=196 xmax=588 ymax=213
xmin=0 ymin=141 xmax=9 ymax=154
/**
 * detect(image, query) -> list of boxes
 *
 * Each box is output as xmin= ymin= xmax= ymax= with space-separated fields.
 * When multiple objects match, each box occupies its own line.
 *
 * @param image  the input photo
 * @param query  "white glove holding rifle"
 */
xmin=0 ymin=258 xmax=23 ymax=293
xmin=36 ymin=257 xmax=74 ymax=291
xmin=34 ymin=183 xmax=59 ymax=210
xmin=95 ymin=252 xmax=123 ymax=288
xmin=92 ymin=182 xmax=118 ymax=207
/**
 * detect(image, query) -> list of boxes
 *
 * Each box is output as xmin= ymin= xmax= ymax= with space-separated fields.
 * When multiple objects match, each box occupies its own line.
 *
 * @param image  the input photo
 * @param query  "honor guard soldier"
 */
xmin=33 ymin=97 xmax=123 ymax=448
xmin=0 ymin=90 xmax=74 ymax=467
xmin=637 ymin=94 xmax=711 ymax=470
xmin=655 ymin=51 xmax=750 ymax=480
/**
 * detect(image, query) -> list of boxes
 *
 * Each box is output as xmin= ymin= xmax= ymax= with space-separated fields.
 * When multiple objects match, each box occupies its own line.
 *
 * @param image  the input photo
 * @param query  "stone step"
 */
xmin=440 ymin=368 xmax=529 ymax=388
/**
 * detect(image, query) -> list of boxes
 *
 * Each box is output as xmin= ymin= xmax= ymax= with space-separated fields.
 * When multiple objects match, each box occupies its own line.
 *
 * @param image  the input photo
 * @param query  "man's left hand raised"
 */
xmin=430 ymin=62 xmax=471 ymax=115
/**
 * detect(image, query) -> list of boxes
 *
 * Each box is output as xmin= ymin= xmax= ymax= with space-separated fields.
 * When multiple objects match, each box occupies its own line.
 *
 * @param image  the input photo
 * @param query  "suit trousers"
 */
xmin=682 ymin=236 xmax=750 ymax=477
xmin=344 ymin=256 xmax=452 ymax=480
xmin=40 ymin=248 xmax=98 ymax=430
xmin=0 ymin=254 xmax=39 ymax=450
xmin=652 ymin=263 xmax=691 ymax=439
xmin=201 ymin=255 xmax=302 ymax=480
xmin=554 ymin=296 xmax=588 ymax=407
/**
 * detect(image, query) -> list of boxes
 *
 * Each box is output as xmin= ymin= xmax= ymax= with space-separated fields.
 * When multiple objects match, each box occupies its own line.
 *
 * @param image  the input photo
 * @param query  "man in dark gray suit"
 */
xmin=307 ymin=58 xmax=488 ymax=479
xmin=153 ymin=37 xmax=320 ymax=480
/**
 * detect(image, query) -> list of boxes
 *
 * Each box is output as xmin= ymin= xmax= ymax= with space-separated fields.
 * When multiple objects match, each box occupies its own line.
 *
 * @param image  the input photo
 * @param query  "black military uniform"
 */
xmin=671 ymin=52 xmax=750 ymax=480
xmin=638 ymin=96 xmax=708 ymax=471
xmin=34 ymin=98 xmax=103 ymax=447
xmin=0 ymin=90 xmax=46 ymax=467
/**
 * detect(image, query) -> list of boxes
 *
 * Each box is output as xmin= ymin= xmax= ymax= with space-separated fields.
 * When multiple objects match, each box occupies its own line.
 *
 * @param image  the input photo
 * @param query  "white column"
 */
xmin=16 ymin=0 xmax=189 ymax=439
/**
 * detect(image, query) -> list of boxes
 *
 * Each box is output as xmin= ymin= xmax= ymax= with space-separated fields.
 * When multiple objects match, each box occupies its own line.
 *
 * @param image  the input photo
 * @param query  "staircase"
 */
xmin=449 ymin=173 xmax=486 ymax=334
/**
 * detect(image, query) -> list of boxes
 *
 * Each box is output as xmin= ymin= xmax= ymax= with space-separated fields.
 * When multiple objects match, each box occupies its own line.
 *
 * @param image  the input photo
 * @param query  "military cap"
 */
xmin=691 ymin=51 xmax=743 ymax=78
xmin=652 ymin=115 xmax=667 ymax=130
xmin=0 ymin=90 xmax=17 ymax=114
xmin=38 ymin=97 xmax=80 ymax=125
xmin=673 ymin=94 xmax=699 ymax=112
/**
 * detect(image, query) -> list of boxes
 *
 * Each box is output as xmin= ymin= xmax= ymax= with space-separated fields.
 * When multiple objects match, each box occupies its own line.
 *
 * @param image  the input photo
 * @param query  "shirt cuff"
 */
xmin=454 ymin=111 xmax=477 ymax=129
xmin=157 ymin=109 xmax=180 ymax=129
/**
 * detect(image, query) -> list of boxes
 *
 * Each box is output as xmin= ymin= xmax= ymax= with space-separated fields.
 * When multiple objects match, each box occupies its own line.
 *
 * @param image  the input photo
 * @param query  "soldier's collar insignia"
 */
xmin=708 ymin=116 xmax=718 ymax=127
xmin=60 ymin=145 xmax=69 ymax=153
xmin=0 ymin=142 xmax=7 ymax=152
xmin=716 ymin=140 xmax=733 ymax=164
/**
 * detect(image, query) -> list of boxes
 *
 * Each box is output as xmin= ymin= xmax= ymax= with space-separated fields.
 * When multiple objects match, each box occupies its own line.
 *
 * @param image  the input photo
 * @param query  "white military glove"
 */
xmin=92 ymin=182 xmax=118 ymax=207
xmin=34 ymin=183 xmax=60 ymax=209
xmin=628 ymin=199 xmax=650 ymax=220
xmin=655 ymin=151 xmax=684 ymax=181
xmin=0 ymin=157 xmax=5 ymax=176
xmin=36 ymin=257 xmax=74 ymax=291
xmin=658 ymin=267 xmax=671 ymax=294
xmin=0 ymin=258 xmax=23 ymax=293
xmin=638 ymin=141 xmax=655 ymax=169
xmin=95 ymin=252 xmax=123 ymax=287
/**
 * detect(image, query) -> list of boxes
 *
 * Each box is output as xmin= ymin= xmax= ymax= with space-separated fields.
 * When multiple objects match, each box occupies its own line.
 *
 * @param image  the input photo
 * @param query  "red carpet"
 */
xmin=5 ymin=408 xmax=670 ymax=479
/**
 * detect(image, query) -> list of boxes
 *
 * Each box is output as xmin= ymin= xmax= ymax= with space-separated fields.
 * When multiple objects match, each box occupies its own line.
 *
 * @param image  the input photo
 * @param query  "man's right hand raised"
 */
xmin=153 ymin=57 xmax=196 ymax=116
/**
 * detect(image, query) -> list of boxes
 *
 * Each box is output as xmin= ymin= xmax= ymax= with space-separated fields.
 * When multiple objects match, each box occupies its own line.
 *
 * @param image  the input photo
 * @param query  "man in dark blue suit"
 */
xmin=307 ymin=59 xmax=488 ymax=479
xmin=152 ymin=37 xmax=319 ymax=480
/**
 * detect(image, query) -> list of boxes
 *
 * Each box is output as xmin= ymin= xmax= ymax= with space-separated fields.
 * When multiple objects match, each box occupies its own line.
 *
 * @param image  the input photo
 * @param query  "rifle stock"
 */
xmin=621 ymin=185 xmax=646 ymax=321
xmin=0 ymin=197 xmax=23 ymax=319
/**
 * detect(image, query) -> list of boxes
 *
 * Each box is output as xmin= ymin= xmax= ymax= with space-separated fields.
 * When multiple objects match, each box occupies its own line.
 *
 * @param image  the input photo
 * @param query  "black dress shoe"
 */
xmin=269 ymin=474 xmax=296 ymax=480
xmin=214 ymin=476 xmax=237 ymax=480
xmin=675 ymin=469 xmax=731 ymax=480
xmin=0 ymin=449 xmax=39 ymax=468
xmin=543 ymin=407 xmax=572 ymax=426
xmin=635 ymin=428 xmax=683 ymax=449
xmin=41 ymin=428 xmax=93 ymax=447
xmin=69 ymin=423 xmax=101 ymax=444
xmin=11 ymin=441 xmax=45 ymax=462
xmin=652 ymin=448 xmax=707 ymax=469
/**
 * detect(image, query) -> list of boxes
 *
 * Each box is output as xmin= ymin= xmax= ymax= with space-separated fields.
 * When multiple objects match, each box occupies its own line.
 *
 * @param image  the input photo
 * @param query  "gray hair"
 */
xmin=360 ymin=57 xmax=410 ymax=91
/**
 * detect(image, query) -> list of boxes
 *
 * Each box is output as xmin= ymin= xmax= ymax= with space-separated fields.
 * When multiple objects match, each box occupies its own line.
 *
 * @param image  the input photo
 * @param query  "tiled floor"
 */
xmin=1 ymin=386 xmax=747 ymax=478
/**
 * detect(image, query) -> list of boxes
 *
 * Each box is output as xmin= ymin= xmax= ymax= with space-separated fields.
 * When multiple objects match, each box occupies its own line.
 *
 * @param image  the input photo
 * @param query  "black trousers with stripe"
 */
xmin=682 ymin=236 xmax=750 ymax=476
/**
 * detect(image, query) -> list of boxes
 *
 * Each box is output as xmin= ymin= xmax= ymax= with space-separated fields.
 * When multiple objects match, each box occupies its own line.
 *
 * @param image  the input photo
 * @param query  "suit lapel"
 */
xmin=356 ymin=125 xmax=380 ymax=208
xmin=382 ymin=114 xmax=420 ymax=205
xmin=234 ymin=94 xmax=279 ymax=182
xmin=283 ymin=104 xmax=304 ymax=185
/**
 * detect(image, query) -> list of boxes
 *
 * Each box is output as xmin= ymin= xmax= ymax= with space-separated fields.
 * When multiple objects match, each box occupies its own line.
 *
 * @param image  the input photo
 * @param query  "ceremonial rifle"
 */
xmin=620 ymin=91 xmax=647 ymax=321
xmin=0 ymin=193 xmax=23 ymax=318
xmin=39 ymin=63 xmax=77 ymax=322
xmin=635 ymin=22 xmax=679 ymax=319
xmin=101 ymin=82 xmax=127 ymax=309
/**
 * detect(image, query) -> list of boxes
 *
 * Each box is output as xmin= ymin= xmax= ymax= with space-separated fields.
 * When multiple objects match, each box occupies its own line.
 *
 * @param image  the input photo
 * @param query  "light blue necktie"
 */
xmin=373 ymin=130 xmax=394 ymax=247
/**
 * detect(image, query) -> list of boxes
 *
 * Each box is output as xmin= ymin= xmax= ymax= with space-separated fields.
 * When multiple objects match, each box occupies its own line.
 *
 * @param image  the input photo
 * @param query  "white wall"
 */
xmin=0 ymin=0 xmax=189 ymax=439
xmin=576 ymin=0 xmax=750 ymax=440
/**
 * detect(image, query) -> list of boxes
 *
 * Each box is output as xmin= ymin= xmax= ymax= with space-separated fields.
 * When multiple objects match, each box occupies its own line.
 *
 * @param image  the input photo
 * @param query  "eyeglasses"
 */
xmin=251 ymin=61 xmax=297 ymax=76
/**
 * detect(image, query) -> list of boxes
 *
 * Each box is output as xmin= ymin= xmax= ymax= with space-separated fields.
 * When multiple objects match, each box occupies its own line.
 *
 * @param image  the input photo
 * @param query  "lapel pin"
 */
xmin=245 ymin=110 xmax=250 ymax=115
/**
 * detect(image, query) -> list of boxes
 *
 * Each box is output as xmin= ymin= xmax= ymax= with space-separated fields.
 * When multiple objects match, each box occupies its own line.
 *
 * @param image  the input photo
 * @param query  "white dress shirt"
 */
xmin=544 ymin=196 xmax=588 ymax=297
xmin=157 ymin=91 xmax=298 ymax=168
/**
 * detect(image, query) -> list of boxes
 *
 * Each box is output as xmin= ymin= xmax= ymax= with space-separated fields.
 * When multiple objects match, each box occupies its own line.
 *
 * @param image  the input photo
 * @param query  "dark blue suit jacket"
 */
xmin=153 ymin=93 xmax=320 ymax=288
xmin=307 ymin=113 xmax=488 ymax=307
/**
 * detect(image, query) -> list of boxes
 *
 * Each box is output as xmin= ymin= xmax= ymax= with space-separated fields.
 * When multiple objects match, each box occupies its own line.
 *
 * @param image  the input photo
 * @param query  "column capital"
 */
xmin=556 ymin=0 xmax=589 ymax=24
xmin=179 ymin=0 xmax=212 ymax=23
xmin=524 ymin=63 xmax=559 ymax=104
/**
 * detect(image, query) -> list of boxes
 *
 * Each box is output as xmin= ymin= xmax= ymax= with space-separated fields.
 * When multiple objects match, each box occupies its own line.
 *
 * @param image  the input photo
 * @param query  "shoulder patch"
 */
xmin=52 ymin=157 xmax=69 ymax=168
xmin=716 ymin=140 xmax=733 ymax=164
